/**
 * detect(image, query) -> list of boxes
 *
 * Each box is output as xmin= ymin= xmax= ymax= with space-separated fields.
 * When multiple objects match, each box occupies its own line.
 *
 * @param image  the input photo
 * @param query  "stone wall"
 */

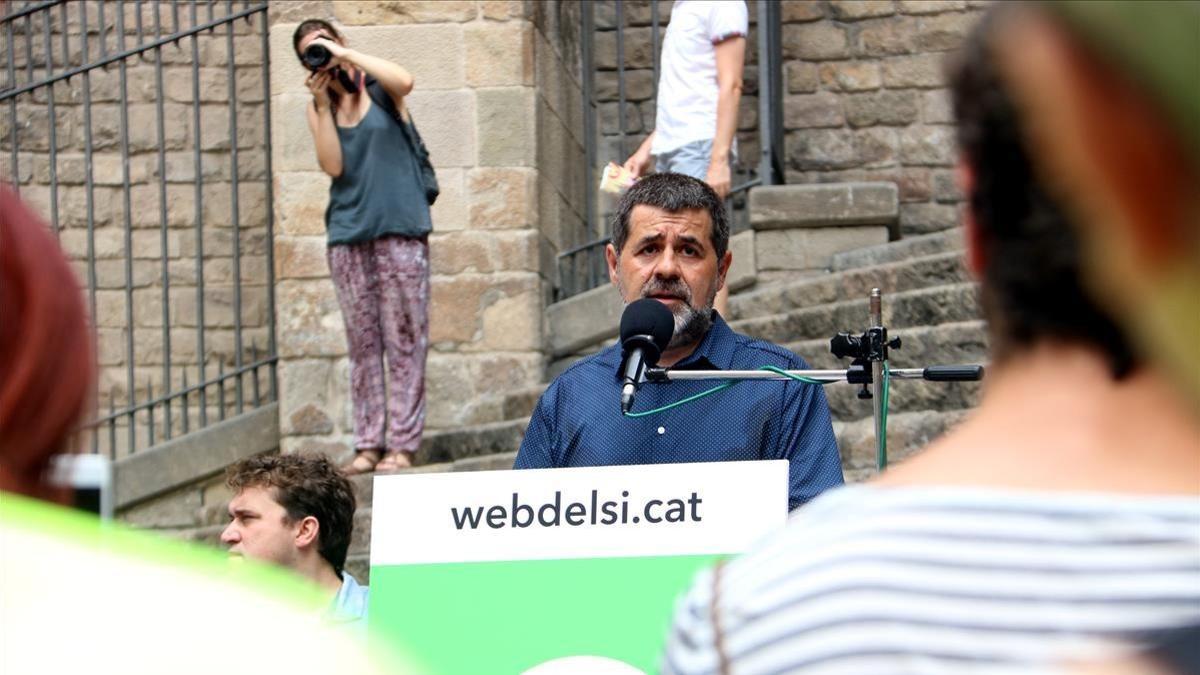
xmin=269 ymin=1 xmax=579 ymax=461
xmin=0 ymin=2 xmax=272 ymax=457
xmin=594 ymin=0 xmax=986 ymax=237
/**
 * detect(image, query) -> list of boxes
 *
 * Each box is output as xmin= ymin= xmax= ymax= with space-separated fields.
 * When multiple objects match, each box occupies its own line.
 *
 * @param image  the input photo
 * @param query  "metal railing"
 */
xmin=0 ymin=0 xmax=277 ymax=458
xmin=559 ymin=0 xmax=786 ymax=300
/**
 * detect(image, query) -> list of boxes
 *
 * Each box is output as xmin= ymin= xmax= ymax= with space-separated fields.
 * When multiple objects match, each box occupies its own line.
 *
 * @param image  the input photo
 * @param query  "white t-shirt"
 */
xmin=651 ymin=0 xmax=749 ymax=156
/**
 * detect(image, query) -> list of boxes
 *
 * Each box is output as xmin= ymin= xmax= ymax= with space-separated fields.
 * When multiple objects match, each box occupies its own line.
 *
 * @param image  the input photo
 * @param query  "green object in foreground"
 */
xmin=369 ymin=554 xmax=718 ymax=674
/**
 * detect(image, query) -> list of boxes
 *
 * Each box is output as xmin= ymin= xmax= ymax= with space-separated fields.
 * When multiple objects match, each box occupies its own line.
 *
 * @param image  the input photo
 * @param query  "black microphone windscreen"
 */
xmin=619 ymin=298 xmax=675 ymax=353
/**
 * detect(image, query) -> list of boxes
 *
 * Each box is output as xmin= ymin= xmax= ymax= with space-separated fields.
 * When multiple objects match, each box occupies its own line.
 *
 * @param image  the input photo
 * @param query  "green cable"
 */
xmin=622 ymin=365 xmax=831 ymax=418
xmin=879 ymin=362 xmax=890 ymax=470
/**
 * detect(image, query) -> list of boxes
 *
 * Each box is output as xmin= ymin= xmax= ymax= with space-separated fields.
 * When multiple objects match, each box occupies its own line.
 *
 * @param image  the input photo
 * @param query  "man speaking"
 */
xmin=514 ymin=173 xmax=843 ymax=509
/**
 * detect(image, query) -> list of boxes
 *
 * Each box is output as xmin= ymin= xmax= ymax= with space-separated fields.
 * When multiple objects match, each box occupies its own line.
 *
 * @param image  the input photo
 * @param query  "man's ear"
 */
xmin=294 ymin=515 xmax=320 ymax=549
xmin=958 ymin=159 xmax=985 ymax=279
xmin=605 ymin=243 xmax=619 ymax=286
xmin=716 ymin=250 xmax=733 ymax=291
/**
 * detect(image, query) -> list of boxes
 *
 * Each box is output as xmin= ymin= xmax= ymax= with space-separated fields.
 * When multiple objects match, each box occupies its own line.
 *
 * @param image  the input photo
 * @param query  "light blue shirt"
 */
xmin=325 ymin=572 xmax=369 ymax=638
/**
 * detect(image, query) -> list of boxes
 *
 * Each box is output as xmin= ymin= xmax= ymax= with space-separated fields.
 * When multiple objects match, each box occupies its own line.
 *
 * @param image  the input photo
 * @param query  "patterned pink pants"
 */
xmin=327 ymin=235 xmax=429 ymax=455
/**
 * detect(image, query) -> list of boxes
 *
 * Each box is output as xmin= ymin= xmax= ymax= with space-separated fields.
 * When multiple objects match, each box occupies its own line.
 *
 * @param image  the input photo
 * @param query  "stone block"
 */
xmin=725 ymin=229 xmax=756 ymax=293
xmin=881 ymin=53 xmax=946 ymax=88
xmin=844 ymin=89 xmax=919 ymax=127
xmin=465 ymin=22 xmax=534 ymax=87
xmin=921 ymin=88 xmax=954 ymax=124
xmin=546 ymin=283 xmax=623 ymax=357
xmin=819 ymin=61 xmax=882 ymax=91
xmin=932 ymin=169 xmax=960 ymax=203
xmin=274 ymin=171 xmax=330 ymax=236
xmin=424 ymin=353 xmax=543 ymax=428
xmin=856 ymin=15 xmax=919 ymax=57
xmin=785 ymin=61 xmax=820 ymax=93
xmin=334 ymin=1 xmax=477 ymax=25
xmin=593 ymin=27 xmax=655 ymax=70
xmin=899 ymin=124 xmax=956 ymax=165
xmin=900 ymin=201 xmax=961 ymax=234
xmin=594 ymin=69 xmax=655 ymax=103
xmin=899 ymin=0 xmax=968 ymax=13
xmin=467 ymin=167 xmax=537 ymax=229
xmin=854 ymin=127 xmax=901 ymax=167
xmin=430 ymin=168 xmax=467 ymax=232
xmin=476 ymin=87 xmax=536 ymax=167
xmin=750 ymin=183 xmax=899 ymax=229
xmin=916 ymin=11 xmax=978 ymax=51
xmin=429 ymin=273 xmax=540 ymax=347
xmin=479 ymin=282 xmax=543 ymax=352
xmin=780 ymin=1 xmax=825 ymax=22
xmin=271 ymin=93 xmax=320 ymax=174
xmin=429 ymin=230 xmax=540 ymax=275
xmin=829 ymin=1 xmax=895 ymax=20
xmin=343 ymin=25 xmax=466 ymax=90
xmin=121 ymin=485 xmax=202 ymax=529
xmin=755 ymin=225 xmax=890 ymax=271
xmin=481 ymin=1 xmax=528 ymax=21
xmin=786 ymin=129 xmax=859 ymax=171
xmin=287 ymin=403 xmax=334 ymax=435
xmin=597 ymin=101 xmax=645 ymax=135
xmin=275 ymin=236 xmax=328 ymax=280
xmin=782 ymin=91 xmax=844 ymax=129
xmin=783 ymin=22 xmax=850 ymax=60
xmin=275 ymin=279 xmax=347 ymax=358
xmin=268 ymin=1 xmax=332 ymax=24
xmin=406 ymin=89 xmax=477 ymax=168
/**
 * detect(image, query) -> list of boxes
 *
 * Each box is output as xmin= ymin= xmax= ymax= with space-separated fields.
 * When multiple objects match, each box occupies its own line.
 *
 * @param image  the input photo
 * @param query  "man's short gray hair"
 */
xmin=610 ymin=173 xmax=730 ymax=259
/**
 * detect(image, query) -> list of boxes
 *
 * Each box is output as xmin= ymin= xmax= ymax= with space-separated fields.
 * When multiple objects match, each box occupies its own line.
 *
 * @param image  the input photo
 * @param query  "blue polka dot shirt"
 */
xmin=514 ymin=315 xmax=844 ymax=510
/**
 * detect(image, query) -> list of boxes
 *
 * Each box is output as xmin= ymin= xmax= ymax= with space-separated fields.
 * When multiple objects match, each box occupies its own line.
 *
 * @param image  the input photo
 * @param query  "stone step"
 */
xmin=414 ymin=417 xmax=527 ymax=467
xmin=729 ymin=250 xmax=968 ymax=321
xmin=835 ymin=407 xmax=969 ymax=478
xmin=831 ymin=228 xmax=964 ymax=272
xmin=732 ymin=281 xmax=980 ymax=345
xmin=458 ymin=385 xmax=543 ymax=427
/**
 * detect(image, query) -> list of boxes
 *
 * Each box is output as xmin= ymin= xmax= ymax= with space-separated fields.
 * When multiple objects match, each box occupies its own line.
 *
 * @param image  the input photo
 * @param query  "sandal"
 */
xmin=374 ymin=451 xmax=414 ymax=474
xmin=340 ymin=449 xmax=382 ymax=476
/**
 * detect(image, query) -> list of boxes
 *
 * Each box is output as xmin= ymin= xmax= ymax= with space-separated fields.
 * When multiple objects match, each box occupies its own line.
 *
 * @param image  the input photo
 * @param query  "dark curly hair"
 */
xmin=226 ymin=453 xmax=357 ymax=577
xmin=947 ymin=8 xmax=1136 ymax=377
xmin=611 ymin=172 xmax=731 ymax=260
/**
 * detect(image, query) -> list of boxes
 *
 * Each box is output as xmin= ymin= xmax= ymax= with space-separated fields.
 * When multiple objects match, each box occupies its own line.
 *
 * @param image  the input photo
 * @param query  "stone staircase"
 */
xmin=172 ymin=195 xmax=987 ymax=582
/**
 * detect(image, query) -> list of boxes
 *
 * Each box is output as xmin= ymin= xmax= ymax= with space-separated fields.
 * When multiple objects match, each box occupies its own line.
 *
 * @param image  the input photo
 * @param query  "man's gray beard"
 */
xmin=618 ymin=276 xmax=717 ymax=349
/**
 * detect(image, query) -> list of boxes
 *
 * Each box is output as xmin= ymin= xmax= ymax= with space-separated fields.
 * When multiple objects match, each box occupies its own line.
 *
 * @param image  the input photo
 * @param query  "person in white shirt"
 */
xmin=623 ymin=0 xmax=748 ymax=315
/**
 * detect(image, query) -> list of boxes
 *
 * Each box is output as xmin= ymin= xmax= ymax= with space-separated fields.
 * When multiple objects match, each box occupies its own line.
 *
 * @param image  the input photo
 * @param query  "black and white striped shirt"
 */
xmin=662 ymin=486 xmax=1200 ymax=674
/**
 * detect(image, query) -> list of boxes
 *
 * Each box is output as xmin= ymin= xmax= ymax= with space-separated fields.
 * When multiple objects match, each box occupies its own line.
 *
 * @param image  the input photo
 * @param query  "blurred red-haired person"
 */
xmin=0 ymin=187 xmax=401 ymax=674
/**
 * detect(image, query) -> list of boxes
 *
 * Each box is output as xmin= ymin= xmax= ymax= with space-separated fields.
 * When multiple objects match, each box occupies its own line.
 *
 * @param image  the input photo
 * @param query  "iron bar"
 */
xmin=6 ymin=20 xmax=19 ymax=193
xmin=146 ymin=378 xmax=155 ymax=448
xmin=190 ymin=0 xmax=208 ymax=426
xmin=0 ymin=1 xmax=57 ymax=24
xmin=89 ymin=355 xmax=278 ymax=428
xmin=80 ymin=1 xmax=98 ymax=397
xmin=24 ymin=14 xmax=34 ymax=83
xmin=181 ymin=368 xmax=190 ymax=434
xmin=153 ymin=0 xmax=173 ymax=439
xmin=97 ymin=1 xmax=106 ymax=60
xmin=59 ymin=3 xmax=68 ymax=72
xmin=0 ymin=3 xmax=268 ymax=102
xmin=117 ymin=4 xmax=136 ymax=455
xmin=251 ymin=341 xmax=260 ymax=407
xmin=870 ymin=288 xmax=885 ymax=469
xmin=217 ymin=358 xmax=226 ymax=421
xmin=615 ymin=0 xmax=626 ymax=160
xmin=258 ymin=8 xmax=278 ymax=402
xmin=42 ymin=8 xmax=59 ymax=234
xmin=651 ymin=0 xmax=659 ymax=91
xmin=107 ymin=389 xmax=116 ymax=460
xmin=226 ymin=0 xmax=244 ymax=414
xmin=580 ymin=0 xmax=596 ymax=248
xmin=134 ymin=1 xmax=144 ymax=47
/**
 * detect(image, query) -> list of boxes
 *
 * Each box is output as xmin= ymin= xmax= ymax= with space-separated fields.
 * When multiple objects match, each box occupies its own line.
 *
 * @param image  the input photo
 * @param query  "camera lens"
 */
xmin=302 ymin=43 xmax=331 ymax=71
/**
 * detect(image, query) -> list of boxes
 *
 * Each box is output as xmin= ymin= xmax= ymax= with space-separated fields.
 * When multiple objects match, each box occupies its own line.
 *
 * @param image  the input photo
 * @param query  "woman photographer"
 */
xmin=294 ymin=20 xmax=432 ymax=475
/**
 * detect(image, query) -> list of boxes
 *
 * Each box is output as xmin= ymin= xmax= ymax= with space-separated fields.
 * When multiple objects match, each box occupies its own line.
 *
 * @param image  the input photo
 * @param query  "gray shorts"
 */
xmin=655 ymin=139 xmax=736 ymax=180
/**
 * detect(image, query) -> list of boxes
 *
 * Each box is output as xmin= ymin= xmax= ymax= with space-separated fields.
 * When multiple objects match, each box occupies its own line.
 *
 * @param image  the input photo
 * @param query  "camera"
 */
xmin=302 ymin=42 xmax=331 ymax=71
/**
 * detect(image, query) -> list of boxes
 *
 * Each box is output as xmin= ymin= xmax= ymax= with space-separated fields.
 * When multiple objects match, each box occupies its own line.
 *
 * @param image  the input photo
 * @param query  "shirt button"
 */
xmin=657 ymin=426 xmax=666 ymax=435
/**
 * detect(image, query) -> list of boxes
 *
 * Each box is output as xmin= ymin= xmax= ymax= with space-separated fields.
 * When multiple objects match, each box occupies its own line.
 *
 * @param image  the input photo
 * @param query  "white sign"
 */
xmin=370 ymin=460 xmax=788 ymax=566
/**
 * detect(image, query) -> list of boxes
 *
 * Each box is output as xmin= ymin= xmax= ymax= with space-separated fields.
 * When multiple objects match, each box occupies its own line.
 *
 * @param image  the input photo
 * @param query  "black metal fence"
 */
xmin=0 ymin=0 xmax=277 ymax=458
xmin=558 ymin=0 xmax=786 ymax=300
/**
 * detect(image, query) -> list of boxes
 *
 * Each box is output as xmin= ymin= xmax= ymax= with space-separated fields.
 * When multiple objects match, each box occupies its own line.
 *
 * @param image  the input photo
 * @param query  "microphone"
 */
xmin=618 ymin=298 xmax=675 ymax=414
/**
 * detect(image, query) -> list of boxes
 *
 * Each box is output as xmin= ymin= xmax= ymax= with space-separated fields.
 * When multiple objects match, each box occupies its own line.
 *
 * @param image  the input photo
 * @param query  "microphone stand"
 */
xmin=642 ymin=288 xmax=984 ymax=471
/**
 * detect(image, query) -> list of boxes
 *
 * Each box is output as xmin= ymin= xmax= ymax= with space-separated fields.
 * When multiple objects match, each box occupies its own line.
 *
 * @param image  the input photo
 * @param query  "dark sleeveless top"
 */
xmin=325 ymin=99 xmax=432 ymax=245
